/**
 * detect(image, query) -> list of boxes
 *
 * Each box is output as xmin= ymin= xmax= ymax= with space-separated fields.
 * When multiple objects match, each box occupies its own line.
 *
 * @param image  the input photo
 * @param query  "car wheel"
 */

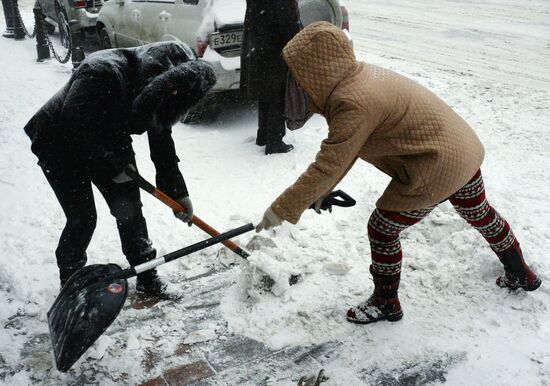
xmin=100 ymin=28 xmax=112 ymax=49
xmin=56 ymin=8 xmax=71 ymax=49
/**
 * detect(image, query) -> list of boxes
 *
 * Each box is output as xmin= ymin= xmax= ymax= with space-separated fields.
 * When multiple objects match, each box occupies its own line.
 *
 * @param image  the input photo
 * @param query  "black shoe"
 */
xmin=265 ymin=141 xmax=294 ymax=155
xmin=256 ymin=136 xmax=266 ymax=146
xmin=136 ymin=270 xmax=180 ymax=300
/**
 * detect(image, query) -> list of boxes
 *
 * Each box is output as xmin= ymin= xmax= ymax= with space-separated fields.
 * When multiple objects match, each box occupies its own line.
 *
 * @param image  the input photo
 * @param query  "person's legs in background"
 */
xmin=258 ymin=82 xmax=294 ymax=155
xmin=256 ymin=99 xmax=268 ymax=146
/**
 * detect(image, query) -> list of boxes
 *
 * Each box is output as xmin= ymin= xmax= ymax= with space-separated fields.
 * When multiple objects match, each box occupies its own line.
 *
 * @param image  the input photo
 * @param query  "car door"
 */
xmin=140 ymin=0 xmax=204 ymax=48
xmin=111 ymin=0 xmax=146 ymax=47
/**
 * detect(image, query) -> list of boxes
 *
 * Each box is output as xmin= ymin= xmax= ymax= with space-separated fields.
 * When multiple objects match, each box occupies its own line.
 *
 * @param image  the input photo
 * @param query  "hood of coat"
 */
xmin=133 ymin=41 xmax=197 ymax=86
xmin=283 ymin=21 xmax=358 ymax=114
xmin=129 ymin=42 xmax=216 ymax=132
xmin=132 ymin=60 xmax=216 ymax=132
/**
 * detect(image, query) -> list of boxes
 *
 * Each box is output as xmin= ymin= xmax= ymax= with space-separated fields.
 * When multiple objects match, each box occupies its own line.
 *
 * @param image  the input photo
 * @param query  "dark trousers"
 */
xmin=41 ymin=162 xmax=155 ymax=279
xmin=257 ymin=83 xmax=286 ymax=146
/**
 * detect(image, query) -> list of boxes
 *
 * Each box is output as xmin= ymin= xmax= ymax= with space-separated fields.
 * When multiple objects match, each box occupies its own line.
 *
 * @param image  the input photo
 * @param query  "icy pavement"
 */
xmin=1 ymin=0 xmax=550 ymax=385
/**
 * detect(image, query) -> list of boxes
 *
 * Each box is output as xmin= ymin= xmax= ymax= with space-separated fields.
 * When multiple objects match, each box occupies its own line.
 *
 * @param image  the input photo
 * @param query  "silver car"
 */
xmin=97 ymin=0 xmax=349 ymax=93
xmin=42 ymin=0 xmax=103 ymax=47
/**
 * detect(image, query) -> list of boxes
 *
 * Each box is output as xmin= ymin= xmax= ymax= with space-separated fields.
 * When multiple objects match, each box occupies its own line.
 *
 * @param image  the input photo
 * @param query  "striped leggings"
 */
xmin=368 ymin=170 xmax=517 ymax=277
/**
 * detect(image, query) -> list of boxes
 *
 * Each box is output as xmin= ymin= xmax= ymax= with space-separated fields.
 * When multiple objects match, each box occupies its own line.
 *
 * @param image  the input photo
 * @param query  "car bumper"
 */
xmin=200 ymin=47 xmax=241 ymax=92
xmin=71 ymin=8 xmax=99 ymax=29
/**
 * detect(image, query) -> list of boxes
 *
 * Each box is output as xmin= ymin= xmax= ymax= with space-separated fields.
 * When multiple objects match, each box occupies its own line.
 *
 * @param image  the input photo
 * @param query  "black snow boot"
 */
xmin=265 ymin=140 xmax=294 ymax=155
xmin=495 ymin=242 xmax=541 ymax=291
xmin=136 ymin=269 xmax=180 ymax=300
xmin=347 ymin=265 xmax=403 ymax=324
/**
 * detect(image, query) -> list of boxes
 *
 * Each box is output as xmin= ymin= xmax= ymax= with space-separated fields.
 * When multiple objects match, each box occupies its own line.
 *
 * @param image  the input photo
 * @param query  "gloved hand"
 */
xmin=112 ymin=163 xmax=136 ymax=184
xmin=174 ymin=196 xmax=193 ymax=226
xmin=255 ymin=207 xmax=283 ymax=232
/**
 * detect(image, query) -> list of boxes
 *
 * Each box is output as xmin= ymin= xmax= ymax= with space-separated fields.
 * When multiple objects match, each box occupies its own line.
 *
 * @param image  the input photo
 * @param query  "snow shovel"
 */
xmin=48 ymin=223 xmax=254 ymax=372
xmin=124 ymin=166 xmax=302 ymax=289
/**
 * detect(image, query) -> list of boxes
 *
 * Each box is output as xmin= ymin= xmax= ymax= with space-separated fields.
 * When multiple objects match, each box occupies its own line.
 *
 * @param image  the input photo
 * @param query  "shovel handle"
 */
xmin=126 ymin=167 xmax=250 ymax=259
xmin=131 ymin=223 xmax=254 ymax=276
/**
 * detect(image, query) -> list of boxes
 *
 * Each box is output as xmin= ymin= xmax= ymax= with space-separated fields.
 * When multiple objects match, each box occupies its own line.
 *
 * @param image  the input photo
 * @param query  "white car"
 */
xmin=96 ymin=0 xmax=349 ymax=93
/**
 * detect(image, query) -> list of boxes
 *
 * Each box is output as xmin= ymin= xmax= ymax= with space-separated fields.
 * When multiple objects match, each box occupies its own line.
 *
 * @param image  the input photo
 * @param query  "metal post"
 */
xmin=33 ymin=3 xmax=49 ymax=61
xmin=69 ymin=20 xmax=84 ymax=69
xmin=1 ymin=0 xmax=14 ymax=38
xmin=11 ymin=0 xmax=24 ymax=40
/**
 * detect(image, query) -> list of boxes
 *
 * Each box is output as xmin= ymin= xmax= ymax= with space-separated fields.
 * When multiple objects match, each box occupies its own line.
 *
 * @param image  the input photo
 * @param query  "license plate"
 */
xmin=209 ymin=30 xmax=243 ymax=49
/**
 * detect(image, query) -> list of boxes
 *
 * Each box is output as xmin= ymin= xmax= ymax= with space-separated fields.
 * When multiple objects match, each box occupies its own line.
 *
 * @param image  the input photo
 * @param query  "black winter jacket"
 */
xmin=240 ymin=0 xmax=301 ymax=100
xmin=24 ymin=42 xmax=215 ymax=198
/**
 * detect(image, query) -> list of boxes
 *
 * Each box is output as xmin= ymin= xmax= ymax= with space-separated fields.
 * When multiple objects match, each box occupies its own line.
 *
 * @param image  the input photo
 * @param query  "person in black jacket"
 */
xmin=24 ymin=42 xmax=216 ymax=299
xmin=240 ymin=0 xmax=301 ymax=154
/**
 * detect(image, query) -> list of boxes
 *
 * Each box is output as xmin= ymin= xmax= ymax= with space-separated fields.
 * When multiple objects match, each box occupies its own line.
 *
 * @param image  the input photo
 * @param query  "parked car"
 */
xmin=41 ymin=0 xmax=103 ymax=47
xmin=96 ymin=0 xmax=349 ymax=93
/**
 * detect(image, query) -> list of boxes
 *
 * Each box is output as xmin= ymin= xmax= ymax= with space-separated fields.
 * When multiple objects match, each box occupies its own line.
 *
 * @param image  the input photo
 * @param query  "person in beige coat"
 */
xmin=255 ymin=22 xmax=541 ymax=324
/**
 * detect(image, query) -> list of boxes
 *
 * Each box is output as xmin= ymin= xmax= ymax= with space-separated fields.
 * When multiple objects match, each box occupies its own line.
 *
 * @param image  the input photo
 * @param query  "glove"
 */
xmin=112 ymin=163 xmax=136 ymax=184
xmin=255 ymin=207 xmax=283 ymax=233
xmin=174 ymin=196 xmax=193 ymax=226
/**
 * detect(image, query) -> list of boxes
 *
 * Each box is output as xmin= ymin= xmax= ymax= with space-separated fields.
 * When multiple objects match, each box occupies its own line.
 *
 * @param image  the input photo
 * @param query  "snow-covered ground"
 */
xmin=1 ymin=0 xmax=549 ymax=385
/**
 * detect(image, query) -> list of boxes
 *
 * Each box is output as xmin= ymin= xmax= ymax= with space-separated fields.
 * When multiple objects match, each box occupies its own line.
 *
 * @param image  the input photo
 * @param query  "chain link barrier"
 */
xmin=40 ymin=4 xmax=71 ymax=64
xmin=12 ymin=0 xmax=36 ymax=38
xmin=12 ymin=0 xmax=71 ymax=63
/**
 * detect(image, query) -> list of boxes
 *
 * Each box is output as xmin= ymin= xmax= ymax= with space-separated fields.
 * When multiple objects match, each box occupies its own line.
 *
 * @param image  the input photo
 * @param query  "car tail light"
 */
xmin=196 ymin=38 xmax=208 ymax=57
xmin=341 ymin=6 xmax=349 ymax=31
xmin=73 ymin=0 xmax=87 ymax=8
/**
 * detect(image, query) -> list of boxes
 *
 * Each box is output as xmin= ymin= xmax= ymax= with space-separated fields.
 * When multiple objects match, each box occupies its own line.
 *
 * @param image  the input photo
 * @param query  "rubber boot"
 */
xmin=495 ymin=242 xmax=541 ymax=291
xmin=347 ymin=265 xmax=403 ymax=324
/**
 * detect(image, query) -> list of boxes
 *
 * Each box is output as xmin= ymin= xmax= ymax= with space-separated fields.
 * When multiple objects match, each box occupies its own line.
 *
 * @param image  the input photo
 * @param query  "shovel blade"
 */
xmin=47 ymin=264 xmax=128 ymax=372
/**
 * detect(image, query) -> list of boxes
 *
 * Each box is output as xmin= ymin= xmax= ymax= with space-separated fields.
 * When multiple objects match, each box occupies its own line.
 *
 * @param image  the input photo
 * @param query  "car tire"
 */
xmin=100 ymin=28 xmax=112 ymax=49
xmin=56 ymin=7 xmax=71 ymax=49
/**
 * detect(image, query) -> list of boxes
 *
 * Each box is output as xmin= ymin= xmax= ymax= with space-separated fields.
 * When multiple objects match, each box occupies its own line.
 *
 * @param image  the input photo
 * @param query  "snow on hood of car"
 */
xmin=197 ymin=0 xmax=246 ymax=39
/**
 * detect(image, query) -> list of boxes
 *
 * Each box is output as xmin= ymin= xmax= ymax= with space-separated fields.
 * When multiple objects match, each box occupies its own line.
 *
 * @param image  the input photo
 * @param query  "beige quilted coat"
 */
xmin=271 ymin=22 xmax=485 ymax=224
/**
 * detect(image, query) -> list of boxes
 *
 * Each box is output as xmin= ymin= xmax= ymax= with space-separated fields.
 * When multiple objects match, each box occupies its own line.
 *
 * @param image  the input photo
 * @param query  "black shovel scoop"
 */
xmin=48 ymin=223 xmax=254 ymax=372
